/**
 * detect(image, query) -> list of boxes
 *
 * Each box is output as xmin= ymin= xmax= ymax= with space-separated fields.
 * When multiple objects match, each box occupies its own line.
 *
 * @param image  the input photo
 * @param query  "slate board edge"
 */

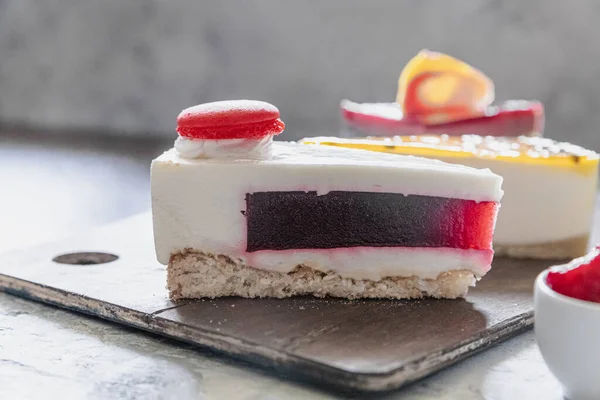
xmin=0 ymin=273 xmax=534 ymax=393
xmin=393 ymin=312 xmax=534 ymax=391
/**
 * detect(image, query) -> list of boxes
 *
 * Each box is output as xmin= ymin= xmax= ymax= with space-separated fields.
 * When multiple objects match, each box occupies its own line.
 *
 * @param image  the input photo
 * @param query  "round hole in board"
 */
xmin=52 ymin=252 xmax=119 ymax=265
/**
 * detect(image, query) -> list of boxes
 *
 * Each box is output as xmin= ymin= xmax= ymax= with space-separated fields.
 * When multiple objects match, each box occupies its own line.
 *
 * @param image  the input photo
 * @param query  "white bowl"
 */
xmin=535 ymin=270 xmax=600 ymax=400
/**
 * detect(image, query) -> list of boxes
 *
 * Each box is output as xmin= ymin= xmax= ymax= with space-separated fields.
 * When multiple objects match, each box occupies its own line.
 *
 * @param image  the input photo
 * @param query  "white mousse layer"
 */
xmin=152 ymin=142 xmax=502 ymax=280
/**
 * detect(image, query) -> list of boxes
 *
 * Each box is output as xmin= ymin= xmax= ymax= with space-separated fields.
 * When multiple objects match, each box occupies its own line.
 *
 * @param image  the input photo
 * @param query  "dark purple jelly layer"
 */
xmin=245 ymin=191 xmax=497 ymax=252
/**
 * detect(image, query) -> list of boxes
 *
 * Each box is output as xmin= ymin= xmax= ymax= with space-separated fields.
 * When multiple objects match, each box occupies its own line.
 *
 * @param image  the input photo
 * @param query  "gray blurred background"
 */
xmin=1 ymin=0 xmax=600 ymax=148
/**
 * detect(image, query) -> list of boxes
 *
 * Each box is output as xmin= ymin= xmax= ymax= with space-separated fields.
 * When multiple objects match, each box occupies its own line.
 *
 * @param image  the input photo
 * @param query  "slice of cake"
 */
xmin=302 ymin=135 xmax=599 ymax=260
xmin=341 ymin=50 xmax=544 ymax=138
xmin=152 ymin=100 xmax=504 ymax=300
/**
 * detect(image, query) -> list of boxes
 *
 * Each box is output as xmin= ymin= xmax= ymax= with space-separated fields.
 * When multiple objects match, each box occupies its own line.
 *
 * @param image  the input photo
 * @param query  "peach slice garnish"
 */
xmin=396 ymin=50 xmax=495 ymax=125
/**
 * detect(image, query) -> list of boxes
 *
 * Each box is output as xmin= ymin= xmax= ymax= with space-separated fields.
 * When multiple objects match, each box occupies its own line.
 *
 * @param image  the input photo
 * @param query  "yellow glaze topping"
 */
xmin=396 ymin=50 xmax=495 ymax=125
xmin=302 ymin=136 xmax=599 ymax=176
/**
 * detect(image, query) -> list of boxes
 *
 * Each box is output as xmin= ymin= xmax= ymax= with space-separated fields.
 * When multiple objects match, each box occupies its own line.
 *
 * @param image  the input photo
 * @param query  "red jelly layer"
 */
xmin=546 ymin=248 xmax=600 ymax=303
xmin=177 ymin=100 xmax=285 ymax=139
xmin=245 ymin=191 xmax=498 ymax=252
xmin=341 ymin=100 xmax=545 ymax=137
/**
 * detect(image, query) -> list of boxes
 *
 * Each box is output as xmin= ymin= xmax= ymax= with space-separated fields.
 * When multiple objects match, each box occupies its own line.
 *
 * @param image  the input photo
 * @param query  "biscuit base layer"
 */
xmin=494 ymin=234 xmax=589 ymax=260
xmin=167 ymin=251 xmax=477 ymax=301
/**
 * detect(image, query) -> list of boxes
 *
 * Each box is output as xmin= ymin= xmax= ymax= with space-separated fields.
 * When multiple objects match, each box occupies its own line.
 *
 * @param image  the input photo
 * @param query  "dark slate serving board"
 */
xmin=1 ymin=210 xmax=596 ymax=393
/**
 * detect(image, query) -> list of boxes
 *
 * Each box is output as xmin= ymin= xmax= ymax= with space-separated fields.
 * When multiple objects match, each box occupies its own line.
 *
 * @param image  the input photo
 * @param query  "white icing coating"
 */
xmin=152 ymin=142 xmax=503 ymax=278
xmin=159 ymin=142 xmax=503 ymax=201
xmin=175 ymin=136 xmax=273 ymax=160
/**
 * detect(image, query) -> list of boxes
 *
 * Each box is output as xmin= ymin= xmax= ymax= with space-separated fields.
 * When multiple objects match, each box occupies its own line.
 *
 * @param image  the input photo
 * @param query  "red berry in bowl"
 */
xmin=546 ymin=246 xmax=600 ymax=303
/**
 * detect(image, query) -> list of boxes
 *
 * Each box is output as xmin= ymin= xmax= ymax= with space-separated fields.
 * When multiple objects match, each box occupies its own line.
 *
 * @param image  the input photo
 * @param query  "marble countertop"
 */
xmin=0 ymin=132 xmax=564 ymax=399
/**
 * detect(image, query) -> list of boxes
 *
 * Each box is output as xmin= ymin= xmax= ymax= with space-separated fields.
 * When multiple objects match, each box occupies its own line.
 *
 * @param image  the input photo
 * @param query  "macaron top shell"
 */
xmin=177 ymin=100 xmax=285 ymax=140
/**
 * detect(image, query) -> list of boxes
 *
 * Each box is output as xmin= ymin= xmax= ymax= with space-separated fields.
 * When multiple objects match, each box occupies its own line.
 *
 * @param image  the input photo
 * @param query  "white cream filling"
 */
xmin=175 ymin=135 xmax=273 ymax=160
xmin=236 ymin=247 xmax=490 ymax=281
xmin=152 ymin=142 xmax=502 ymax=279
